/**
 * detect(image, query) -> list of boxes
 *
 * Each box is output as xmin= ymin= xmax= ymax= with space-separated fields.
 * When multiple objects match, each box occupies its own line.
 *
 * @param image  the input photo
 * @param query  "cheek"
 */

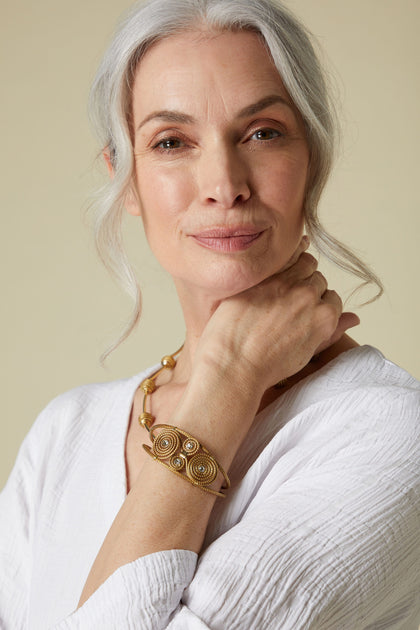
xmin=254 ymin=152 xmax=308 ymax=258
xmin=257 ymin=155 xmax=308 ymax=222
xmin=135 ymin=164 xmax=193 ymax=231
xmin=275 ymin=148 xmax=308 ymax=196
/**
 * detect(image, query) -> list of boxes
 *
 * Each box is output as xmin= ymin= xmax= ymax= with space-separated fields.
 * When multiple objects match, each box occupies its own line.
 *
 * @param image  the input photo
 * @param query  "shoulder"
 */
xmin=228 ymin=346 xmax=419 ymax=482
xmin=10 ymin=368 xmax=152 ymax=481
xmin=33 ymin=373 xmax=142 ymax=435
xmin=299 ymin=346 xmax=420 ymax=475
xmin=328 ymin=344 xmax=418 ymax=391
xmin=40 ymin=374 xmax=140 ymax=423
xmin=230 ymin=346 xmax=419 ymax=517
xmin=322 ymin=345 xmax=419 ymax=440
xmin=284 ymin=345 xmax=419 ymax=437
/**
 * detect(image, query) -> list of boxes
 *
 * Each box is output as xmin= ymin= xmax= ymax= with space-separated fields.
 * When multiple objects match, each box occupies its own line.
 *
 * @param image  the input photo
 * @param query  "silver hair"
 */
xmin=89 ymin=0 xmax=383 ymax=360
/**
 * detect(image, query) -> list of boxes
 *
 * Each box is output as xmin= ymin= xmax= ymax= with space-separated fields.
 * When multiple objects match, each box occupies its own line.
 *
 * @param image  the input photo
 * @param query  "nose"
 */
xmin=197 ymin=142 xmax=251 ymax=209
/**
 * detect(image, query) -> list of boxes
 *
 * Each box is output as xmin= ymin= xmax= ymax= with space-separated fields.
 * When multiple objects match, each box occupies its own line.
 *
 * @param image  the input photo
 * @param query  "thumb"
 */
xmin=315 ymin=312 xmax=360 ymax=354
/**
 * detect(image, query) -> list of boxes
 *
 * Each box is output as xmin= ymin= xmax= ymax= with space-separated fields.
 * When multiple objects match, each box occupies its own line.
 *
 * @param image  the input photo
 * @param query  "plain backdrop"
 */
xmin=1 ymin=0 xmax=419 ymax=488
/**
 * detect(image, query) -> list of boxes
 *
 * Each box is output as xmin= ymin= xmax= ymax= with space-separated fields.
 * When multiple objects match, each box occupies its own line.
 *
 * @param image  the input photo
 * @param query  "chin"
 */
xmin=182 ymin=261 xmax=276 ymax=299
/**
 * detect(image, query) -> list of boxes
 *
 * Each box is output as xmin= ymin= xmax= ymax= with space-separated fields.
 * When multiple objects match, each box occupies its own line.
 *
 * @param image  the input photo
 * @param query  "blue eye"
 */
xmin=251 ymin=128 xmax=281 ymax=141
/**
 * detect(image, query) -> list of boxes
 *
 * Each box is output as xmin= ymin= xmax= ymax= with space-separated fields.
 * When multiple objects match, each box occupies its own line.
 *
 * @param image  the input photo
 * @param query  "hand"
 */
xmin=194 ymin=237 xmax=359 ymax=393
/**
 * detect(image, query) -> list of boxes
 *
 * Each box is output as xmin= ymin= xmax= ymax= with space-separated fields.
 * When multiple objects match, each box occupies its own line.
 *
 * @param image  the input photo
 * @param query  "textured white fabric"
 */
xmin=0 ymin=346 xmax=419 ymax=629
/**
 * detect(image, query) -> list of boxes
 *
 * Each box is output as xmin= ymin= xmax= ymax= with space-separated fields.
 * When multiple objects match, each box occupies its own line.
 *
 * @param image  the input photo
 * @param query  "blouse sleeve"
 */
xmin=52 ymin=389 xmax=420 ymax=630
xmin=52 ymin=551 xmax=198 ymax=629
xmin=0 ymin=413 xmax=45 ymax=627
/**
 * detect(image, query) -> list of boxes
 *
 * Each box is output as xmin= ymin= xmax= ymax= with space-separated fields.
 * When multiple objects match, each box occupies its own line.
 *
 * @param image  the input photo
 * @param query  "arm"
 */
xmin=0 ymin=462 xmax=32 ymax=628
xmin=0 ymin=411 xmax=42 ymax=628
xmin=77 ymin=359 xmax=264 ymax=606
xmin=77 ymin=250 xmax=356 ymax=608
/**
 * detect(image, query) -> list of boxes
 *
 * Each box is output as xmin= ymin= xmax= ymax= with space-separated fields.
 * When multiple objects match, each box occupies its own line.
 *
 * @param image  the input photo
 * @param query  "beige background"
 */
xmin=1 ymin=0 xmax=419 ymax=488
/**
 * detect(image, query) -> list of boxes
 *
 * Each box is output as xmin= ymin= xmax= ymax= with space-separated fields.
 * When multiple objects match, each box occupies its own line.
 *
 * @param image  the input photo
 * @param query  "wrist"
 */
xmin=168 ymin=358 xmax=262 ymax=471
xmin=193 ymin=341 xmax=266 ymax=400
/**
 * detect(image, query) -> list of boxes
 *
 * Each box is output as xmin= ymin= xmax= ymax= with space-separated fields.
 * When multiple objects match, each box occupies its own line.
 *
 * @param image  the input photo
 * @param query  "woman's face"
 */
xmin=130 ymin=29 xmax=309 ymax=301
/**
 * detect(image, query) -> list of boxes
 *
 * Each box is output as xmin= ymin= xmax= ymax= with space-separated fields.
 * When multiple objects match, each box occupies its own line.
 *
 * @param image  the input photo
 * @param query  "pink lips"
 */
xmin=191 ymin=227 xmax=265 ymax=252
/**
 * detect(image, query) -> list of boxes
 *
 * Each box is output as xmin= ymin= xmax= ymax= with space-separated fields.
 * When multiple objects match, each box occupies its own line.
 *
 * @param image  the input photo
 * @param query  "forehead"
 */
xmin=131 ymin=29 xmax=293 ymax=123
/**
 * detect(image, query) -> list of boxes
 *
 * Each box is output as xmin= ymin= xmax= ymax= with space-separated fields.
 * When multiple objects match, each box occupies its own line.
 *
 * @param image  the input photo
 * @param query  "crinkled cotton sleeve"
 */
xmin=0 ymin=409 xmax=47 ymax=627
xmin=56 ymin=389 xmax=419 ymax=629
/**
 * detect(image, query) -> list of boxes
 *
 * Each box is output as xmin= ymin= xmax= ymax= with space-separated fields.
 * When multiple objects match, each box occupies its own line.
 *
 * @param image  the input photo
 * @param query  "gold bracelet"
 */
xmin=143 ymin=424 xmax=230 ymax=498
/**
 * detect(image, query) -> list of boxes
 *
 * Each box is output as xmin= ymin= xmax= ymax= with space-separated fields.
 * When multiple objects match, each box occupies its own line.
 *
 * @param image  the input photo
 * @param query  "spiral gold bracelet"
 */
xmin=142 ymin=424 xmax=230 ymax=498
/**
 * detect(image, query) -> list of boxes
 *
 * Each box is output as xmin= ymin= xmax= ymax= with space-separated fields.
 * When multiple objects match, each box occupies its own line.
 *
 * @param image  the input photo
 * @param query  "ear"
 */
xmin=102 ymin=148 xmax=142 ymax=217
xmin=103 ymin=147 xmax=114 ymax=178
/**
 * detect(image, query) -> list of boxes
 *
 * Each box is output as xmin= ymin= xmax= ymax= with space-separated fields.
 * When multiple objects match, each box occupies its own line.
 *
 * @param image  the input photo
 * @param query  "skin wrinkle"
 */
xmin=136 ymin=97 xmax=299 ymax=140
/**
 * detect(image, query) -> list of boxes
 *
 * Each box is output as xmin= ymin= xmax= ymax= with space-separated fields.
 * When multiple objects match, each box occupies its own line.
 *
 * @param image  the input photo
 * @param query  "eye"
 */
xmin=250 ymin=128 xmax=282 ymax=141
xmin=153 ymin=137 xmax=184 ymax=151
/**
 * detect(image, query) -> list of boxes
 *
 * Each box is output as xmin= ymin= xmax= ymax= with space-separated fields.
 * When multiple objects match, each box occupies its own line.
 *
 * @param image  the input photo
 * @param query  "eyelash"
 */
xmin=151 ymin=126 xmax=285 ymax=153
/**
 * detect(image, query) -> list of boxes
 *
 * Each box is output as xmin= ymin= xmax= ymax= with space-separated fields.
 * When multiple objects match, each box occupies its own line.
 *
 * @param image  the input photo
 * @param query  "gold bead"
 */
xmin=140 ymin=378 xmax=156 ymax=394
xmin=161 ymin=355 xmax=176 ymax=369
xmin=139 ymin=412 xmax=154 ymax=429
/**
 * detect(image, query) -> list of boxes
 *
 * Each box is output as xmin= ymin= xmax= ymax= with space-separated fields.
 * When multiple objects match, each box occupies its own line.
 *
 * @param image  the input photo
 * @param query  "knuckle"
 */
xmin=312 ymin=270 xmax=327 ymax=287
xmin=334 ymin=292 xmax=343 ymax=310
xmin=326 ymin=289 xmax=343 ymax=309
xmin=294 ymin=283 xmax=318 ymax=304
xmin=301 ymin=252 xmax=318 ymax=267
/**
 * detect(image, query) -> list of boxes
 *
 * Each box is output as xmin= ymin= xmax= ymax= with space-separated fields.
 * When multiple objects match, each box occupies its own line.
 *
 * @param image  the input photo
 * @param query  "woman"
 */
xmin=1 ymin=0 xmax=419 ymax=628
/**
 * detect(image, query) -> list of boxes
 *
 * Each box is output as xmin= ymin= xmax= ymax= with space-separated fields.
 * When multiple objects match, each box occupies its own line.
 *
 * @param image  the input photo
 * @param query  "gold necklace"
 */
xmin=138 ymin=345 xmax=184 ymax=432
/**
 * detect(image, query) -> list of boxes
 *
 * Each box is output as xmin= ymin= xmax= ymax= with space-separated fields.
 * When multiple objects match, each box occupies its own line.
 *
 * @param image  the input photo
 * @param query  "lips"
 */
xmin=191 ymin=226 xmax=266 ymax=252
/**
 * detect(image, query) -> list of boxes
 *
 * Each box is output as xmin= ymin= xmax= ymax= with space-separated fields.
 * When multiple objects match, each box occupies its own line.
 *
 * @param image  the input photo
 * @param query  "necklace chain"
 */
xmin=138 ymin=345 xmax=184 ymax=432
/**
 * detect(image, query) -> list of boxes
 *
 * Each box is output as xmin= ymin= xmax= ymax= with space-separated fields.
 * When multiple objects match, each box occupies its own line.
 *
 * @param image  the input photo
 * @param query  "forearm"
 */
xmin=78 ymin=248 xmax=350 ymax=608
xmin=78 ymin=360 xmax=261 ymax=607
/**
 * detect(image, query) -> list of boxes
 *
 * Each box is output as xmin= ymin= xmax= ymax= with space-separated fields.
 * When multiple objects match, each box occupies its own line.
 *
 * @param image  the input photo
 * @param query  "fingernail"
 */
xmin=302 ymin=235 xmax=310 ymax=248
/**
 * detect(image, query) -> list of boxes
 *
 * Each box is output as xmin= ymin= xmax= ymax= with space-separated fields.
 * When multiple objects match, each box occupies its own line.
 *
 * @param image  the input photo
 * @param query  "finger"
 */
xmin=320 ymin=288 xmax=342 ymax=309
xmin=306 ymin=270 xmax=328 ymax=296
xmin=281 ymin=235 xmax=310 ymax=271
xmin=315 ymin=311 xmax=360 ymax=354
xmin=256 ymin=251 xmax=317 ymax=292
xmin=317 ymin=289 xmax=343 ymax=339
xmin=335 ymin=312 xmax=360 ymax=341
xmin=282 ymin=252 xmax=318 ymax=283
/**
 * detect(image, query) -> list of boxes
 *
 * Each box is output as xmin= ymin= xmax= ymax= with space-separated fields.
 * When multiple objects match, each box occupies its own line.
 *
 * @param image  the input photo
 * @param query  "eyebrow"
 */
xmin=236 ymin=94 xmax=293 ymax=118
xmin=135 ymin=94 xmax=294 ymax=133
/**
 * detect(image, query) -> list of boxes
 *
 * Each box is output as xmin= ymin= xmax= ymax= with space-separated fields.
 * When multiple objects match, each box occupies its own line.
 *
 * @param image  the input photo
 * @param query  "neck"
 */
xmin=165 ymin=282 xmax=227 ymax=385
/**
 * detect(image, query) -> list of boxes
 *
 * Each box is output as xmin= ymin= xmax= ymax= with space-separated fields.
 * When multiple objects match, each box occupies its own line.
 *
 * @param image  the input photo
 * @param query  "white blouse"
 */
xmin=0 ymin=346 xmax=419 ymax=629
